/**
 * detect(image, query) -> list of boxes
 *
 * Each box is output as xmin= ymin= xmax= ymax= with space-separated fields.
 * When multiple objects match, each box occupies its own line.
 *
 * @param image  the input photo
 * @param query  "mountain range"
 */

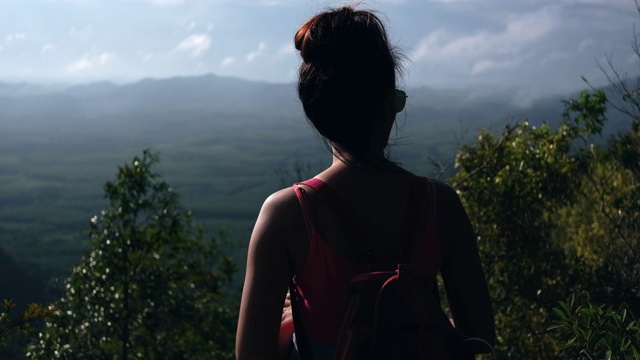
xmin=0 ymin=74 xmax=631 ymax=307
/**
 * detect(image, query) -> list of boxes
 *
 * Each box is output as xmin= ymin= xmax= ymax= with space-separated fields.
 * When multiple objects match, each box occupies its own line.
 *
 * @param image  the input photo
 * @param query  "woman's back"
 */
xmin=289 ymin=164 xmax=432 ymax=270
xmin=289 ymin=165 xmax=440 ymax=343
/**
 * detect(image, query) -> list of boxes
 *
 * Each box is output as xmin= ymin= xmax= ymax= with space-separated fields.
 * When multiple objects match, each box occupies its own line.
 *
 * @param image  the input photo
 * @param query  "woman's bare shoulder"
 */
xmin=428 ymin=178 xmax=460 ymax=202
xmin=253 ymin=186 xmax=306 ymax=245
xmin=420 ymin=177 xmax=463 ymax=216
xmin=258 ymin=186 xmax=302 ymax=222
xmin=263 ymin=186 xmax=299 ymax=209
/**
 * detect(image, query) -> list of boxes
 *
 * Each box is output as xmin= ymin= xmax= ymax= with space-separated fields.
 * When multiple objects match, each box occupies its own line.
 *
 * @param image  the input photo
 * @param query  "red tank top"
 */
xmin=291 ymin=177 xmax=440 ymax=344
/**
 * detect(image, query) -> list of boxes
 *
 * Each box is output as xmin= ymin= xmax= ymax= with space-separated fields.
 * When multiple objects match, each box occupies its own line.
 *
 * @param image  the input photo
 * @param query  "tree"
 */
xmin=448 ymin=71 xmax=640 ymax=358
xmin=1 ymin=300 xmax=48 ymax=356
xmin=449 ymin=89 xmax=614 ymax=358
xmin=27 ymin=149 xmax=237 ymax=360
xmin=545 ymin=69 xmax=640 ymax=360
xmin=543 ymin=7 xmax=640 ymax=357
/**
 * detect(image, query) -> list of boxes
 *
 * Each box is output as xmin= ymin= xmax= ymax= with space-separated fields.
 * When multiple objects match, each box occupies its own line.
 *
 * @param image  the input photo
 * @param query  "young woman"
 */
xmin=236 ymin=6 xmax=495 ymax=359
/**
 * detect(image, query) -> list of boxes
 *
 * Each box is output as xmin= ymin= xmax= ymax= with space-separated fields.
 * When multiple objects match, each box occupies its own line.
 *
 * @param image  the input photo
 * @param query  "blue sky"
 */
xmin=0 ymin=0 xmax=637 ymax=100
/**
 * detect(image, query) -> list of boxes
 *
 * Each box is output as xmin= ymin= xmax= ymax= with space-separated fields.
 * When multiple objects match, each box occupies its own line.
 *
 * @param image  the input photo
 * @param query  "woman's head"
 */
xmin=294 ymin=6 xmax=403 ymax=163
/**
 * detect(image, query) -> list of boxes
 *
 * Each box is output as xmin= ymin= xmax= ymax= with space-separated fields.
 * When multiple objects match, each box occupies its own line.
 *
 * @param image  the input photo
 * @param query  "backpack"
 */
xmin=332 ymin=264 xmax=470 ymax=359
xmin=290 ymin=177 xmax=480 ymax=360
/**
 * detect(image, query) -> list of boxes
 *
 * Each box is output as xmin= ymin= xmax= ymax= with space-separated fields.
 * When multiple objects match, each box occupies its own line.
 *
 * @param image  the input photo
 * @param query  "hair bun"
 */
xmin=294 ymin=20 xmax=314 ymax=63
xmin=294 ymin=7 xmax=373 ymax=68
xmin=294 ymin=7 xmax=352 ymax=66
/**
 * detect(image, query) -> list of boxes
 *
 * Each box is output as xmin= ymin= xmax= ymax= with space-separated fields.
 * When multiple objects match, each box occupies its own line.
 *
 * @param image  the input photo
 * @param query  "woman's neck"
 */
xmin=330 ymin=146 xmax=405 ymax=174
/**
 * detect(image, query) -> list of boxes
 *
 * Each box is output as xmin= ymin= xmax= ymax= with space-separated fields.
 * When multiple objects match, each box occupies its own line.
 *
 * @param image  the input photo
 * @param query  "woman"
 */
xmin=236 ymin=6 xmax=495 ymax=359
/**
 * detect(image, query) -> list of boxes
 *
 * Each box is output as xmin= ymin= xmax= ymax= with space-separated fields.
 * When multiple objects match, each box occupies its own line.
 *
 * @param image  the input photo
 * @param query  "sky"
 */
xmin=1 ymin=0 xmax=638 ymax=100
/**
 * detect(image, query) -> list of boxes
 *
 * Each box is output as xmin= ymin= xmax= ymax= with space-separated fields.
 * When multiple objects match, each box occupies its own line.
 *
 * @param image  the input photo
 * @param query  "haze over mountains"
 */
xmin=0 ymin=74 xmax=628 ymax=297
xmin=0 ymin=73 xmax=585 ymax=173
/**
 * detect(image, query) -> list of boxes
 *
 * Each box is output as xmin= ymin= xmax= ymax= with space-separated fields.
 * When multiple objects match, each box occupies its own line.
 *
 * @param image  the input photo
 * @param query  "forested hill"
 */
xmin=0 ymin=74 xmax=629 ymax=137
xmin=0 ymin=248 xmax=50 ymax=310
xmin=0 ymin=74 xmax=629 ymax=286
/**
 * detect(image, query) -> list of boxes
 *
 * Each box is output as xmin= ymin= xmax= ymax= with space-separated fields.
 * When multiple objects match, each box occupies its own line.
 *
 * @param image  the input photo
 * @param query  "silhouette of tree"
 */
xmin=27 ymin=149 xmax=237 ymax=360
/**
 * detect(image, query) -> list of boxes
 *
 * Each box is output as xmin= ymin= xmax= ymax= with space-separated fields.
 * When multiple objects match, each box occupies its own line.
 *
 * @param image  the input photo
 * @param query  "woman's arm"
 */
xmin=236 ymin=189 xmax=300 ymax=360
xmin=435 ymin=180 xmax=496 ymax=353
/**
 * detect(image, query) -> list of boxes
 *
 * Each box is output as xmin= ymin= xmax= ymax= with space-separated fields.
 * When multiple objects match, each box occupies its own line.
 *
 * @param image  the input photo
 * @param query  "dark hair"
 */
xmin=294 ymin=6 xmax=403 ymax=163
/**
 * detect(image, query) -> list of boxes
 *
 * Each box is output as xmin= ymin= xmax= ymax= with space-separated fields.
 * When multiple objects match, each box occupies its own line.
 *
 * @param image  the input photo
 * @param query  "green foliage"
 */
xmin=0 ymin=299 xmax=49 ymax=360
xmin=545 ymin=50 xmax=640 ymax=359
xmin=27 ymin=149 xmax=238 ymax=360
xmin=0 ymin=299 xmax=49 ymax=348
xmin=563 ymin=89 xmax=607 ymax=140
xmin=450 ymin=89 xmax=629 ymax=358
xmin=449 ymin=56 xmax=640 ymax=359
xmin=549 ymin=295 xmax=640 ymax=359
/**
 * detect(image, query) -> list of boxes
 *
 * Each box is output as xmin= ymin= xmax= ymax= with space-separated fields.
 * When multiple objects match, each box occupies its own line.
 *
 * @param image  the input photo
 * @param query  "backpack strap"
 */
xmin=290 ymin=182 xmax=317 ymax=359
xmin=399 ymin=176 xmax=435 ymax=264
xmin=415 ymin=177 xmax=441 ymax=275
xmin=293 ymin=182 xmax=318 ymax=234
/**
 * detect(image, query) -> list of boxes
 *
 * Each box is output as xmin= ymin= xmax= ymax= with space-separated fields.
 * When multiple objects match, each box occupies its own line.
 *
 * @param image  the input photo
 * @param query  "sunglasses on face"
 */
xmin=394 ymin=89 xmax=407 ymax=113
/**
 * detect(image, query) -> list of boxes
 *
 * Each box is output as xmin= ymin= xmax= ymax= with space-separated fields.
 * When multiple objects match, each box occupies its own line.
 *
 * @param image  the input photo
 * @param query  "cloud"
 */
xmin=411 ymin=6 xmax=560 ymax=64
xmin=98 ymin=53 xmax=116 ymax=64
xmin=578 ymin=38 xmax=594 ymax=52
xmin=472 ymin=59 xmax=520 ymax=75
xmin=6 ymin=33 xmax=26 ymax=42
xmin=41 ymin=44 xmax=55 ymax=53
xmin=152 ymin=0 xmax=184 ymax=6
xmin=67 ymin=52 xmax=117 ymax=72
xmin=246 ymin=42 xmax=266 ymax=62
xmin=540 ymin=52 xmax=572 ymax=65
xmin=140 ymin=52 xmax=155 ymax=61
xmin=259 ymin=0 xmax=295 ymax=5
xmin=221 ymin=56 xmax=236 ymax=66
xmin=68 ymin=25 xmax=93 ymax=39
xmin=176 ymin=34 xmax=211 ymax=57
xmin=276 ymin=43 xmax=296 ymax=57
xmin=561 ymin=0 xmax=630 ymax=5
